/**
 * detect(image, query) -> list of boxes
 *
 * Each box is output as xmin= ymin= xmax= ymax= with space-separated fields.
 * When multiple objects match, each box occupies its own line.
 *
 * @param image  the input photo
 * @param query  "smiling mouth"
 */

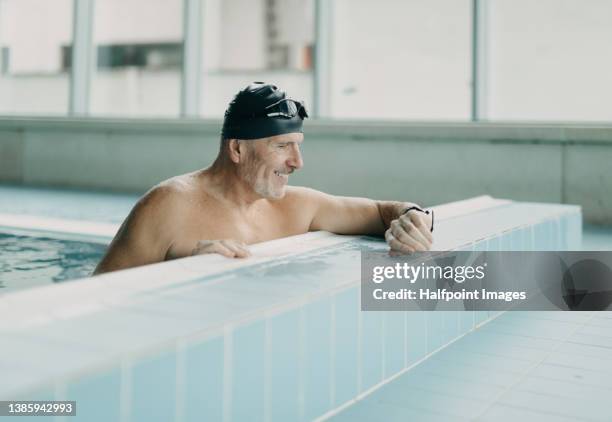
xmin=274 ymin=170 xmax=289 ymax=178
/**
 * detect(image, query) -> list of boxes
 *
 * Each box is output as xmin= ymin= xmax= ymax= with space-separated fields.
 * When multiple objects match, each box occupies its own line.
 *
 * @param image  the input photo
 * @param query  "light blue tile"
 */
xmin=531 ymin=363 xmax=612 ymax=389
xmin=328 ymin=399 xmax=453 ymax=422
xmin=376 ymin=382 xmax=488 ymax=419
xmin=558 ymin=215 xmax=569 ymax=250
xmin=360 ymin=311 xmax=383 ymax=392
xmin=534 ymin=222 xmax=545 ymax=251
xmin=231 ymin=320 xmax=265 ymax=422
xmin=440 ymin=333 xmax=549 ymax=362
xmin=487 ymin=237 xmax=500 ymax=251
xmin=442 ymin=311 xmax=459 ymax=344
xmin=475 ymin=311 xmax=489 ymax=326
xmin=405 ymin=312 xmax=427 ymax=366
xmin=511 ymin=229 xmax=523 ymax=251
xmin=515 ymin=376 xmax=612 ymax=402
xmin=473 ymin=240 xmax=487 ymax=251
xmin=66 ymin=367 xmax=121 ymax=422
xmin=426 ymin=311 xmax=444 ymax=351
xmin=574 ymin=322 xmax=612 ymax=338
xmin=472 ymin=325 xmax=558 ymax=351
xmin=485 ymin=317 xmax=581 ymax=341
xmin=497 ymin=389 xmax=608 ymax=422
xmin=333 ymin=287 xmax=359 ymax=406
xmin=478 ymin=404 xmax=579 ymax=422
xmin=391 ymin=369 xmax=505 ymax=402
xmin=500 ymin=232 xmax=512 ymax=251
xmin=269 ymin=310 xmax=300 ymax=422
xmin=543 ymin=220 xmax=554 ymax=250
xmin=383 ymin=312 xmax=405 ymax=378
xmin=551 ymin=218 xmax=560 ymax=249
xmin=523 ymin=226 xmax=534 ymax=251
xmin=491 ymin=310 xmax=503 ymax=318
xmin=431 ymin=347 xmax=533 ymax=375
xmin=545 ymin=348 xmax=612 ymax=374
xmin=303 ymin=296 xmax=332 ymax=421
xmin=510 ymin=311 xmax=591 ymax=324
xmin=184 ymin=336 xmax=223 ymax=422
xmin=557 ymin=340 xmax=612 ymax=360
xmin=410 ymin=357 xmax=524 ymax=388
xmin=459 ymin=310 xmax=474 ymax=334
xmin=569 ymin=212 xmax=583 ymax=249
xmin=131 ymin=351 xmax=176 ymax=422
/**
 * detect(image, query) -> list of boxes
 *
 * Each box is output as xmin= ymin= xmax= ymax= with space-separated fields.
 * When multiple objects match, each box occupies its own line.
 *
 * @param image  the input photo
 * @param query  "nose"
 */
xmin=287 ymin=144 xmax=304 ymax=171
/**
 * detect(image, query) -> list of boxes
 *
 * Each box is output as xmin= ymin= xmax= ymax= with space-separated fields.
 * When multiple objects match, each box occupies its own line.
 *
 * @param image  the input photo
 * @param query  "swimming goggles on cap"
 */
xmin=255 ymin=98 xmax=309 ymax=119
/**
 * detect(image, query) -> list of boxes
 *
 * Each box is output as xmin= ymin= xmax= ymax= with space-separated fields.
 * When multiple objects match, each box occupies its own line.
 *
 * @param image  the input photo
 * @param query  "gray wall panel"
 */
xmin=0 ymin=118 xmax=609 ymax=223
xmin=565 ymin=145 xmax=612 ymax=225
xmin=0 ymin=130 xmax=24 ymax=182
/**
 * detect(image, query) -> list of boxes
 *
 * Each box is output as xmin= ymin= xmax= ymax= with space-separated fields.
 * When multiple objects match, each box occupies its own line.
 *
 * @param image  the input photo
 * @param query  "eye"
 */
xmin=277 ymin=143 xmax=288 ymax=148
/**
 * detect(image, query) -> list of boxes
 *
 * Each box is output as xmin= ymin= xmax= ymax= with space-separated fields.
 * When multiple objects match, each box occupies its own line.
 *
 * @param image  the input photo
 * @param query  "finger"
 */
xmin=405 ymin=212 xmax=432 ymax=241
xmin=392 ymin=226 xmax=427 ymax=252
xmin=221 ymin=240 xmax=250 ymax=258
xmin=212 ymin=242 xmax=237 ymax=258
xmin=230 ymin=240 xmax=251 ymax=258
xmin=385 ymin=230 xmax=416 ymax=254
xmin=195 ymin=240 xmax=215 ymax=248
xmin=193 ymin=241 xmax=235 ymax=258
xmin=236 ymin=241 xmax=252 ymax=257
xmin=401 ymin=214 xmax=432 ymax=247
xmin=394 ymin=219 xmax=429 ymax=251
xmin=407 ymin=211 xmax=433 ymax=243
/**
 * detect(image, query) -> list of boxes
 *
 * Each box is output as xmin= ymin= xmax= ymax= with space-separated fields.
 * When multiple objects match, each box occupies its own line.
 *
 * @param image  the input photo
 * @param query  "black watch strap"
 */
xmin=402 ymin=206 xmax=434 ymax=233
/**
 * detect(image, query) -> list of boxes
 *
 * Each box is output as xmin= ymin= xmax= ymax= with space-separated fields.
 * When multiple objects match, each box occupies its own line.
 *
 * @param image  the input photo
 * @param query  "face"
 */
xmin=239 ymin=132 xmax=304 ymax=199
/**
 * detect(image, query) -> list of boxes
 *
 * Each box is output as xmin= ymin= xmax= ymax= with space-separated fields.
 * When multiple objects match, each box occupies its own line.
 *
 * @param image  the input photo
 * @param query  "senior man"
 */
xmin=94 ymin=82 xmax=433 ymax=274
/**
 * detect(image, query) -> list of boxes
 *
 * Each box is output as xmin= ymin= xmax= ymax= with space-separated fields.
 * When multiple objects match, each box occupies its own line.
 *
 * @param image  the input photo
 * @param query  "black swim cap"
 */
xmin=221 ymin=82 xmax=308 ymax=140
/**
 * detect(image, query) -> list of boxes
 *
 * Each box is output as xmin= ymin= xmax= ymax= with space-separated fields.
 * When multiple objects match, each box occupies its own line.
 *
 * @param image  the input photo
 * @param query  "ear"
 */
xmin=227 ymin=139 xmax=243 ymax=164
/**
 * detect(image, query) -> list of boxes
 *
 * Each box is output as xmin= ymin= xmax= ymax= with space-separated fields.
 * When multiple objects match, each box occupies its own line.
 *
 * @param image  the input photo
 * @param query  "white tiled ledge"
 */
xmin=0 ymin=196 xmax=578 ymax=334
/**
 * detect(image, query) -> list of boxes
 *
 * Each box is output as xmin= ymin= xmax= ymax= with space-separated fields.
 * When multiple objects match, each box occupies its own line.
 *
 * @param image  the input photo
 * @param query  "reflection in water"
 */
xmin=0 ymin=232 xmax=106 ymax=294
xmin=223 ymin=236 xmax=389 ymax=290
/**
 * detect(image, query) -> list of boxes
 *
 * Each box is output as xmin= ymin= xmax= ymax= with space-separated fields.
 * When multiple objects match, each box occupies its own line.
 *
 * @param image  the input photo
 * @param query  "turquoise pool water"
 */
xmin=0 ymin=231 xmax=106 ymax=294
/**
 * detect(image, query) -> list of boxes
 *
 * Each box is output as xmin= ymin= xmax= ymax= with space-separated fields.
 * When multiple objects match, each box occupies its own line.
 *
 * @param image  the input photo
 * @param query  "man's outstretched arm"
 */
xmin=298 ymin=187 xmax=433 ymax=252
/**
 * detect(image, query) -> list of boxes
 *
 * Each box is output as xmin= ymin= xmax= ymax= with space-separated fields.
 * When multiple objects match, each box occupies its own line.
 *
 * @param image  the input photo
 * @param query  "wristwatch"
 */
xmin=401 ymin=206 xmax=434 ymax=232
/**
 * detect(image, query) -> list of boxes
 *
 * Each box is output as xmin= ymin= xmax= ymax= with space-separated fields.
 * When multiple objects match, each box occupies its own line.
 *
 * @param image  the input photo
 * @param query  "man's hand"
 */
xmin=385 ymin=210 xmax=433 ymax=253
xmin=191 ymin=239 xmax=251 ymax=258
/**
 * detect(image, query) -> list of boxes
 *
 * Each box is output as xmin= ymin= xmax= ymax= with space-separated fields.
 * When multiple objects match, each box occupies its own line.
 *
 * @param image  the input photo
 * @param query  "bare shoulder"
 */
xmin=93 ymin=176 xmax=195 ymax=274
xmin=142 ymin=174 xmax=195 ymax=208
xmin=125 ymin=175 xmax=197 ymax=232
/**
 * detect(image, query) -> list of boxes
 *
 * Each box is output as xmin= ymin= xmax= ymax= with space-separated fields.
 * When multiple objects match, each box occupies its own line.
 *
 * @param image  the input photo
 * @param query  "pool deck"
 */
xmin=327 ymin=310 xmax=612 ymax=422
